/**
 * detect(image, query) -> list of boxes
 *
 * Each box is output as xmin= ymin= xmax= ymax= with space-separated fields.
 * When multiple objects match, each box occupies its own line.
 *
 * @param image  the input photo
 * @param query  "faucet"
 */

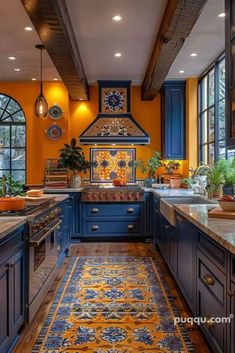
xmin=190 ymin=164 xmax=213 ymax=195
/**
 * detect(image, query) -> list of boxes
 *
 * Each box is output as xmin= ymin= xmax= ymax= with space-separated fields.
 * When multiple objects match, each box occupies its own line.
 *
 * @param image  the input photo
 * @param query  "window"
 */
xmin=199 ymin=56 xmax=226 ymax=163
xmin=0 ymin=94 xmax=26 ymax=183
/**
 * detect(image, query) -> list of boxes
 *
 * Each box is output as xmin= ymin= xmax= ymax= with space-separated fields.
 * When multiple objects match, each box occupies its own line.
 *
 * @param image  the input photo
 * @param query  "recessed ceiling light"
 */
xmin=8 ymin=56 xmax=16 ymax=60
xmin=112 ymin=15 xmax=122 ymax=21
xmin=24 ymin=26 xmax=33 ymax=31
xmin=190 ymin=53 xmax=197 ymax=57
xmin=114 ymin=52 xmax=122 ymax=57
xmin=53 ymin=78 xmax=58 ymax=81
xmin=218 ymin=12 xmax=225 ymax=17
xmin=179 ymin=70 xmax=185 ymax=73
xmin=14 ymin=68 xmax=20 ymax=71
xmin=32 ymin=78 xmax=36 ymax=81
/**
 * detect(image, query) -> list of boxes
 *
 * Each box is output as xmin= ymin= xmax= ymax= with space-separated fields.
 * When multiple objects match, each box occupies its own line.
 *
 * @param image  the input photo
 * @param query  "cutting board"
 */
xmin=208 ymin=207 xmax=235 ymax=219
xmin=24 ymin=196 xmax=55 ymax=205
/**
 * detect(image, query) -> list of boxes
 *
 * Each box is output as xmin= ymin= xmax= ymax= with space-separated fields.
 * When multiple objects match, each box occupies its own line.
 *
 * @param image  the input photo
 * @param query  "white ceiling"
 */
xmin=167 ymin=0 xmax=225 ymax=79
xmin=65 ymin=0 xmax=167 ymax=84
xmin=0 ymin=0 xmax=225 ymax=84
xmin=0 ymin=0 xmax=60 ymax=81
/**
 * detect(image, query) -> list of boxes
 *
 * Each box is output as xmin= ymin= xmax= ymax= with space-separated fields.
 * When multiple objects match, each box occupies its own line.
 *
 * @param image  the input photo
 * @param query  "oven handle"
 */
xmin=29 ymin=219 xmax=62 ymax=247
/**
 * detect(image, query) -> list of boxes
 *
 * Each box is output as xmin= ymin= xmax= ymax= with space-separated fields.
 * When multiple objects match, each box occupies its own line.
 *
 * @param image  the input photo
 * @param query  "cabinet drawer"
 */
xmin=85 ymin=221 xmax=141 ymax=236
xmin=198 ymin=250 xmax=226 ymax=307
xmin=197 ymin=231 xmax=227 ymax=272
xmin=197 ymin=280 xmax=227 ymax=353
xmin=85 ymin=203 xmax=141 ymax=218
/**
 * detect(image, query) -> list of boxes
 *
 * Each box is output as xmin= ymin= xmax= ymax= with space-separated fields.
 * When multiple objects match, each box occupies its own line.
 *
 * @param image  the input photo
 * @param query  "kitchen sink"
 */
xmin=160 ymin=196 xmax=217 ymax=227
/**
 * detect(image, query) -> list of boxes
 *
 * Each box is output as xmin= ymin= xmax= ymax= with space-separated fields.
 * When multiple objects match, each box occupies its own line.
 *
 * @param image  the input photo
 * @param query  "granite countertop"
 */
xmin=0 ymin=217 xmax=27 ymax=240
xmin=44 ymin=194 xmax=70 ymax=202
xmin=43 ymin=187 xmax=83 ymax=193
xmin=174 ymin=204 xmax=235 ymax=255
xmin=149 ymin=188 xmax=194 ymax=198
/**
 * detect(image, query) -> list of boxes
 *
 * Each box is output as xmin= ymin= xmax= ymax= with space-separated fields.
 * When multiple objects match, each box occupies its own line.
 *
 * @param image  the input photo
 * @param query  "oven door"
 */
xmin=28 ymin=218 xmax=62 ymax=305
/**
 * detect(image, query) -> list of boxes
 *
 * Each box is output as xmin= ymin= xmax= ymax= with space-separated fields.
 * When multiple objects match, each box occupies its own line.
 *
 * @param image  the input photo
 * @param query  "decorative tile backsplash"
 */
xmin=90 ymin=148 xmax=136 ymax=182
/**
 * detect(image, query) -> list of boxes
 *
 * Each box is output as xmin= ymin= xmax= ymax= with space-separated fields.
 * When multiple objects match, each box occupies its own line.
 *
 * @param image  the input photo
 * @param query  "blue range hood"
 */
xmin=79 ymin=80 xmax=150 ymax=145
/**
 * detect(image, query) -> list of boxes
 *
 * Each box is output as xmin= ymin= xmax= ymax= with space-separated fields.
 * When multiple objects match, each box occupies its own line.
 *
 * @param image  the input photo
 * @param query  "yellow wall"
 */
xmin=0 ymin=80 xmax=197 ymax=184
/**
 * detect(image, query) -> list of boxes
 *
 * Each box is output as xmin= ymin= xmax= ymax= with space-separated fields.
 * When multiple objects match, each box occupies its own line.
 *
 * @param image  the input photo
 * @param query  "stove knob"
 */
xmin=113 ymin=194 xmax=117 ymax=201
xmin=135 ymin=193 xmax=139 ymax=200
xmin=127 ymin=194 xmax=132 ymax=201
xmin=93 ymin=194 xmax=97 ymax=201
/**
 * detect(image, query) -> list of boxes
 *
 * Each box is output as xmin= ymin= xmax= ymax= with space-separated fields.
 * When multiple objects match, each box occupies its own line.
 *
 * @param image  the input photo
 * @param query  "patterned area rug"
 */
xmin=32 ymin=257 xmax=195 ymax=353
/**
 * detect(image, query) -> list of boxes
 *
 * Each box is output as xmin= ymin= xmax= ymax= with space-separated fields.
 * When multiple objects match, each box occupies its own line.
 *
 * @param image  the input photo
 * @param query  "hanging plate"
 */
xmin=45 ymin=124 xmax=64 ymax=140
xmin=48 ymin=104 xmax=63 ymax=120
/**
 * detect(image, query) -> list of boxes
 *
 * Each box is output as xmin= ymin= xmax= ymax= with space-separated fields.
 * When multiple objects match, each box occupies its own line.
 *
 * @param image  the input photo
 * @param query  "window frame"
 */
xmin=0 ymin=93 xmax=26 ymax=183
xmin=198 ymin=53 xmax=226 ymax=164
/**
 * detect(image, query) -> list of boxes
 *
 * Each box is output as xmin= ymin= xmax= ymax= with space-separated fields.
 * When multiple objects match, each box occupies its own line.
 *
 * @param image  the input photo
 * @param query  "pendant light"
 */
xmin=34 ymin=44 xmax=48 ymax=118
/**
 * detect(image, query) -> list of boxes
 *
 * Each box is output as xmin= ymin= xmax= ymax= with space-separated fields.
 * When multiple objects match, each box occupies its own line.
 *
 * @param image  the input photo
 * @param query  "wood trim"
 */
xmin=20 ymin=0 xmax=89 ymax=101
xmin=142 ymin=0 xmax=207 ymax=100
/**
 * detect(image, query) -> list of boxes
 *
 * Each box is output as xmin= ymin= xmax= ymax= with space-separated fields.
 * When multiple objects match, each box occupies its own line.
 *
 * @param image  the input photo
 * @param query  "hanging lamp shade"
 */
xmin=34 ymin=44 xmax=48 ymax=118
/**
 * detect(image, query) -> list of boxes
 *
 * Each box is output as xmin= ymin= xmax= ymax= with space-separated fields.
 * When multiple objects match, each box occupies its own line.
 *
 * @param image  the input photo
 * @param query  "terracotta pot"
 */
xmin=0 ymin=197 xmax=25 ymax=211
xmin=169 ymin=177 xmax=181 ymax=189
xmin=69 ymin=173 xmax=81 ymax=188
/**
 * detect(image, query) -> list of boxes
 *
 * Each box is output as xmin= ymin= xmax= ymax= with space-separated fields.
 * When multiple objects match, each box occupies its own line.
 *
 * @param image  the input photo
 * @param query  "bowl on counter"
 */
xmin=0 ymin=197 xmax=25 ymax=211
xmin=218 ymin=200 xmax=235 ymax=212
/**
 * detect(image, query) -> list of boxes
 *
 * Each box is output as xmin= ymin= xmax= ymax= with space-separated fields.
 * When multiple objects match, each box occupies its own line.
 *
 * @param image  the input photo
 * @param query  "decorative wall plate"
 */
xmin=45 ymin=124 xmax=64 ymax=140
xmin=48 ymin=104 xmax=63 ymax=120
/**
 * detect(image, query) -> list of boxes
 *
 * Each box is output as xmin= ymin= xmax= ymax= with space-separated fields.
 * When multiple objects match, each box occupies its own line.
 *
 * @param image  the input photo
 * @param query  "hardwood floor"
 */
xmin=14 ymin=242 xmax=212 ymax=353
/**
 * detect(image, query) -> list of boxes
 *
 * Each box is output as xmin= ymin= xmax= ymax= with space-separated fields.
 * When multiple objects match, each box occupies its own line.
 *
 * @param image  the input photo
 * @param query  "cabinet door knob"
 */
xmin=128 ymin=224 xmax=134 ymax=230
xmin=203 ymin=274 xmax=215 ymax=286
xmin=91 ymin=225 xmax=99 ymax=231
xmin=92 ymin=208 xmax=99 ymax=213
xmin=127 ymin=208 xmax=134 ymax=213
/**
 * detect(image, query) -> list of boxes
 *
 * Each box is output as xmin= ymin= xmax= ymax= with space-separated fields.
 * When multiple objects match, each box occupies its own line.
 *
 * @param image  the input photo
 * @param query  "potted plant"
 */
xmin=217 ymin=158 xmax=235 ymax=196
xmin=134 ymin=151 xmax=162 ymax=187
xmin=205 ymin=161 xmax=224 ymax=198
xmin=0 ymin=175 xmax=25 ymax=211
xmin=163 ymin=160 xmax=181 ymax=188
xmin=58 ymin=138 xmax=91 ymax=188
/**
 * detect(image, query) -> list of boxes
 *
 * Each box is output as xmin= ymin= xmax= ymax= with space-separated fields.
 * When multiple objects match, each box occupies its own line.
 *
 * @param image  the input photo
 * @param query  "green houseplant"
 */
xmin=163 ymin=160 xmax=181 ymax=188
xmin=205 ymin=161 xmax=225 ymax=198
xmin=58 ymin=138 xmax=91 ymax=188
xmin=134 ymin=151 xmax=162 ymax=187
xmin=217 ymin=158 xmax=235 ymax=195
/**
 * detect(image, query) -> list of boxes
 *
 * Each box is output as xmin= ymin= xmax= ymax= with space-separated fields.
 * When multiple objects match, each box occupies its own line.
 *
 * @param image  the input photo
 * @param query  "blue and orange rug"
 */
xmin=32 ymin=257 xmax=195 ymax=353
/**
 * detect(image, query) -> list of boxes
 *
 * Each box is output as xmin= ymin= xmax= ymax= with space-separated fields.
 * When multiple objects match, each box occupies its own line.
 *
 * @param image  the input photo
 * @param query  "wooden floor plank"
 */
xmin=13 ymin=242 xmax=211 ymax=353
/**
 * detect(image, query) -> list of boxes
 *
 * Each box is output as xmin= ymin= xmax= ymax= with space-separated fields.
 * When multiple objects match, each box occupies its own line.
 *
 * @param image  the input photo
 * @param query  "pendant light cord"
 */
xmin=40 ymin=47 xmax=43 ymax=94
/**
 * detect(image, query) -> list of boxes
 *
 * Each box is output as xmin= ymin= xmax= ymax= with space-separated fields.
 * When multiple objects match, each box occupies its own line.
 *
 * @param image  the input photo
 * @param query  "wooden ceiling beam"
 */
xmin=20 ymin=0 xmax=89 ymax=101
xmin=142 ymin=0 xmax=207 ymax=100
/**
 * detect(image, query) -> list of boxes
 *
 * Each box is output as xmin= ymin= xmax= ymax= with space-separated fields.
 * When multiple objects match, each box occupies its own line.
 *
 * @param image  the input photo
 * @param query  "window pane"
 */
xmin=11 ymin=110 xmax=25 ymax=122
xmin=0 ymin=149 xmax=10 ymax=169
xmin=219 ymin=98 xmax=225 ymax=140
xmin=219 ymin=59 xmax=225 ymax=99
xmin=201 ymin=112 xmax=207 ymax=143
xmin=228 ymin=149 xmax=235 ymax=159
xmin=208 ymin=108 xmax=215 ymax=142
xmin=208 ymin=143 xmax=215 ymax=164
xmin=201 ymin=76 xmax=208 ymax=110
xmin=200 ymin=144 xmax=208 ymax=164
xmin=208 ymin=69 xmax=214 ymax=107
xmin=11 ymin=149 xmax=25 ymax=169
xmin=12 ymin=126 xmax=26 ymax=147
xmin=11 ymin=170 xmax=25 ymax=183
xmin=6 ymin=99 xmax=21 ymax=115
xmin=219 ymin=140 xmax=226 ymax=159
xmin=0 ymin=126 xmax=10 ymax=147
xmin=0 ymin=95 xmax=10 ymax=110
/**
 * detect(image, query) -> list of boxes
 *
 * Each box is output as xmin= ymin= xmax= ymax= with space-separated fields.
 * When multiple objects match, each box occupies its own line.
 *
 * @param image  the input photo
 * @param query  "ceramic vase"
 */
xmin=69 ymin=172 xmax=81 ymax=188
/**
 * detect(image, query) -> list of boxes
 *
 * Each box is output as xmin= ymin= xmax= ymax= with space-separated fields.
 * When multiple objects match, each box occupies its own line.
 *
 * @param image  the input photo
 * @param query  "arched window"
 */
xmin=0 ymin=94 xmax=26 ymax=183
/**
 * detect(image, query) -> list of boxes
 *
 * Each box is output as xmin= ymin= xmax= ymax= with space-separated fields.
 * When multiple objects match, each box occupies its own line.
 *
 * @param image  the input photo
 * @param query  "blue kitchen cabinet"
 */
xmin=70 ymin=193 xmax=82 ymax=239
xmin=152 ymin=195 xmax=161 ymax=244
xmin=59 ymin=199 xmax=72 ymax=255
xmin=144 ymin=192 xmax=152 ymax=237
xmin=82 ymin=202 xmax=144 ymax=240
xmin=176 ymin=212 xmax=196 ymax=314
xmin=161 ymin=81 xmax=186 ymax=160
xmin=0 ymin=225 xmax=26 ymax=353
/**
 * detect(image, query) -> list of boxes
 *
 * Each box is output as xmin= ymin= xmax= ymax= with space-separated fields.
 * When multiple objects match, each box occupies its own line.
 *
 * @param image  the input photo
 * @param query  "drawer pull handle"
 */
xmin=128 ymin=225 xmax=134 ymax=230
xmin=92 ymin=208 xmax=99 ymax=213
xmin=91 ymin=225 xmax=99 ymax=231
xmin=127 ymin=208 xmax=134 ymax=213
xmin=203 ymin=274 xmax=215 ymax=286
